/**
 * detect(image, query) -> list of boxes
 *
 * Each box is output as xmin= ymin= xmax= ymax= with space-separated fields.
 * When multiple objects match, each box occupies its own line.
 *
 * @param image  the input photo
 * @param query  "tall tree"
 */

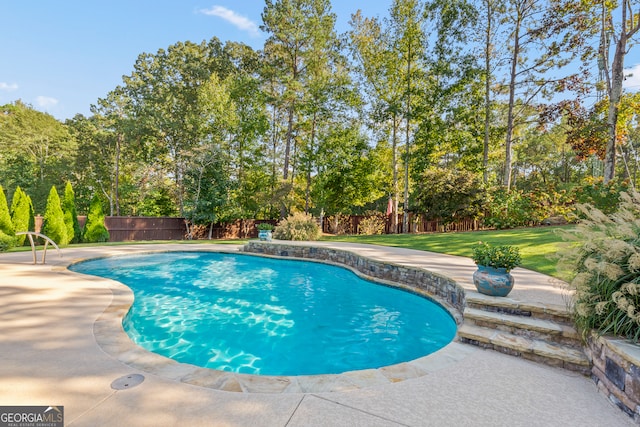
xmin=499 ymin=0 xmax=591 ymax=189
xmin=476 ymin=0 xmax=503 ymax=183
xmin=261 ymin=0 xmax=346 ymax=217
xmin=122 ymin=38 xmax=233 ymax=215
xmin=89 ymin=87 xmax=135 ymax=216
xmin=390 ymin=0 xmax=426 ymax=232
xmin=0 ymin=101 xmax=76 ymax=211
xmin=223 ymin=42 xmax=270 ymax=218
xmin=350 ymin=9 xmax=405 ymax=232
xmin=262 ymin=0 xmax=329 ymax=181
xmin=183 ymin=72 xmax=238 ymax=234
xmin=600 ymin=0 xmax=640 ymax=182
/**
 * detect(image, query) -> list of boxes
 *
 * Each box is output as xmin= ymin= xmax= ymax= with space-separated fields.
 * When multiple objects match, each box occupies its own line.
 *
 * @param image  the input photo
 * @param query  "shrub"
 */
xmin=273 ymin=212 xmax=321 ymax=241
xmin=83 ymin=195 xmax=110 ymax=243
xmin=358 ymin=211 xmax=386 ymax=235
xmin=472 ymin=242 xmax=522 ymax=272
xmin=0 ymin=230 xmax=15 ymax=252
xmin=42 ymin=186 xmax=69 ymax=246
xmin=483 ymin=188 xmax=536 ymax=229
xmin=326 ymin=213 xmax=352 ymax=235
xmin=62 ymin=181 xmax=81 ymax=243
xmin=256 ymin=222 xmax=275 ymax=231
xmin=557 ymin=191 xmax=640 ymax=342
xmin=10 ymin=186 xmax=32 ymax=245
xmin=0 ymin=184 xmax=15 ymax=238
xmin=413 ymin=168 xmax=485 ymax=224
xmin=571 ymin=177 xmax=630 ymax=215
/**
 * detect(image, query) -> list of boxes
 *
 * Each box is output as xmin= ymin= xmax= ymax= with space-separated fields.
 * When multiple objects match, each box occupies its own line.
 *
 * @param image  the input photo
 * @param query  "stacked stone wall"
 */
xmin=243 ymin=241 xmax=465 ymax=320
xmin=586 ymin=335 xmax=640 ymax=423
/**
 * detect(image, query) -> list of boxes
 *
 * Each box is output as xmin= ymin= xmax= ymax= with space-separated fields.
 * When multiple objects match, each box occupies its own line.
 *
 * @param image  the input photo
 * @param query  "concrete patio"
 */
xmin=0 ymin=242 xmax=635 ymax=426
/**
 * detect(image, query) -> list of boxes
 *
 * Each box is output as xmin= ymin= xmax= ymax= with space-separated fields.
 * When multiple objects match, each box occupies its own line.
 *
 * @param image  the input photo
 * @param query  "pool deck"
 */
xmin=0 ymin=242 xmax=635 ymax=426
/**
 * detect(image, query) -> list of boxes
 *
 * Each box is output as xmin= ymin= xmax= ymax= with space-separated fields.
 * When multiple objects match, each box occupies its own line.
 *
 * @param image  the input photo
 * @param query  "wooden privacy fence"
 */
xmin=33 ymin=214 xmax=485 ymax=242
xmin=322 ymin=214 xmax=485 ymax=235
xmin=35 ymin=216 xmax=276 ymax=241
xmin=35 ymin=216 xmax=187 ymax=241
xmin=105 ymin=217 xmax=186 ymax=241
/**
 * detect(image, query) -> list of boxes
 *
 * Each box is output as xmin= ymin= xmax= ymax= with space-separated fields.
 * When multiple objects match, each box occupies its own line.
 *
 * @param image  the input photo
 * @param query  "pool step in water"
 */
xmin=458 ymin=294 xmax=590 ymax=375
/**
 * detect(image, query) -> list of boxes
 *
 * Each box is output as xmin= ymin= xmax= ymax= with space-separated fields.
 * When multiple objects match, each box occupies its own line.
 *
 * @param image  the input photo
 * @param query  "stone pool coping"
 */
xmin=79 ymin=244 xmax=474 ymax=393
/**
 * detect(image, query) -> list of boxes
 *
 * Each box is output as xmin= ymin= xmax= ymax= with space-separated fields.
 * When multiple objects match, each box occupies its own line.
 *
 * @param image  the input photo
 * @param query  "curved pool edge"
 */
xmin=69 ymin=245 xmax=475 ymax=394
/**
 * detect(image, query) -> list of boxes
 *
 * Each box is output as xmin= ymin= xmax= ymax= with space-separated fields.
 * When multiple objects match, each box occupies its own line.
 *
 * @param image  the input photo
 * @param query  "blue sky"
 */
xmin=2 ymin=1 xmax=639 ymax=121
xmin=1 ymin=1 xmax=390 ymax=120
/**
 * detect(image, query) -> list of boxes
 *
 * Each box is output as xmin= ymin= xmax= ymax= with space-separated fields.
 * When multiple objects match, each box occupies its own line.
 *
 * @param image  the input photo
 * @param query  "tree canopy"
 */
xmin=2 ymin=0 xmax=640 ymax=231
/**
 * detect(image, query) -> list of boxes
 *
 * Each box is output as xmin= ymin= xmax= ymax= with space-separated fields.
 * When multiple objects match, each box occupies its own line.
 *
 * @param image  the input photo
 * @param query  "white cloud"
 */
xmin=623 ymin=63 xmax=640 ymax=91
xmin=200 ymin=6 xmax=260 ymax=37
xmin=0 ymin=82 xmax=18 ymax=91
xmin=36 ymin=96 xmax=59 ymax=108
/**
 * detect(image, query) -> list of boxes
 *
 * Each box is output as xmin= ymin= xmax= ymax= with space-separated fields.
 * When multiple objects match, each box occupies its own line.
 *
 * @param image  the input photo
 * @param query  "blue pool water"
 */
xmin=70 ymin=251 xmax=456 ymax=376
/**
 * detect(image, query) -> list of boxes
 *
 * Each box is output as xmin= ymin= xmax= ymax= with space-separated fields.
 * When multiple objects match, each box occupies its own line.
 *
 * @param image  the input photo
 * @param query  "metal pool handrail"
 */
xmin=15 ymin=232 xmax=62 ymax=265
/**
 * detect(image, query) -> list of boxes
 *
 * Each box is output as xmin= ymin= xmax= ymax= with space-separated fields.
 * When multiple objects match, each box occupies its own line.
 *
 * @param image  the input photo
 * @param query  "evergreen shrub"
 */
xmin=0 ymin=184 xmax=15 ymax=238
xmin=62 ymin=181 xmax=81 ymax=243
xmin=41 ymin=186 xmax=68 ymax=246
xmin=0 ymin=230 xmax=14 ymax=252
xmin=83 ymin=195 xmax=110 ymax=243
xmin=10 ymin=186 xmax=32 ymax=245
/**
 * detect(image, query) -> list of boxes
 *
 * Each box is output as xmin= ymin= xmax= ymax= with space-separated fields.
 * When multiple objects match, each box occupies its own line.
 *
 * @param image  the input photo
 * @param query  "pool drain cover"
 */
xmin=111 ymin=374 xmax=145 ymax=390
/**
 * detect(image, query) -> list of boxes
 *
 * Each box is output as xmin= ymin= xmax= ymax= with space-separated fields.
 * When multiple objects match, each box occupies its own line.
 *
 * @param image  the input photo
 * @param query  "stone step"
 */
xmin=457 ymin=324 xmax=590 ymax=375
xmin=464 ymin=307 xmax=581 ymax=347
xmin=465 ymin=292 xmax=572 ymax=323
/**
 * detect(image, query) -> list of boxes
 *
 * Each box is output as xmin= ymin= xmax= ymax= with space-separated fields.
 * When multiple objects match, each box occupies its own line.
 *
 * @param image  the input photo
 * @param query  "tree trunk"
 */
xmin=604 ymin=24 xmax=627 ymax=183
xmin=603 ymin=0 xmax=640 ymax=183
xmin=403 ymin=43 xmax=411 ymax=234
xmin=114 ymin=132 xmax=121 ymax=216
xmin=483 ymin=0 xmax=493 ymax=184
xmin=283 ymin=104 xmax=295 ymax=180
xmin=392 ymin=112 xmax=399 ymax=234
xmin=305 ymin=111 xmax=317 ymax=214
xmin=503 ymin=10 xmax=521 ymax=190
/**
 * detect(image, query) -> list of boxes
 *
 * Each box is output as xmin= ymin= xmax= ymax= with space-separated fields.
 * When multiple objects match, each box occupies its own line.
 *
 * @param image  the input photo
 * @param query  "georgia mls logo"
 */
xmin=0 ymin=406 xmax=64 ymax=427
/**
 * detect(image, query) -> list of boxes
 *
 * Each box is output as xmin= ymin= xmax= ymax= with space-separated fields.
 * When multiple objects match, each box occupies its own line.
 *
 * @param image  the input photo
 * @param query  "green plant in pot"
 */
xmin=471 ymin=242 xmax=522 ymax=297
xmin=256 ymin=222 xmax=274 ymax=241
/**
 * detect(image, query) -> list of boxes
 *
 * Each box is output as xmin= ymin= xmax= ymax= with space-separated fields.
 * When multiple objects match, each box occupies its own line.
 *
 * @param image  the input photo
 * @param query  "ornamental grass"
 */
xmin=558 ymin=191 xmax=640 ymax=342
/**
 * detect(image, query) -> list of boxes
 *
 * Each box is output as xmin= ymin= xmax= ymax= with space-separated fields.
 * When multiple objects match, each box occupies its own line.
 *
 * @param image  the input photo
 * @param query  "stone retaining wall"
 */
xmin=243 ymin=241 xmax=466 ymax=320
xmin=586 ymin=334 xmax=640 ymax=423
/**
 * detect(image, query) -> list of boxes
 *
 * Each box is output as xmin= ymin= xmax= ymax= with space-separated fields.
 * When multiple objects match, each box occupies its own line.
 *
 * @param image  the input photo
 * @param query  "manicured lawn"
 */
xmin=322 ymin=225 xmax=574 ymax=279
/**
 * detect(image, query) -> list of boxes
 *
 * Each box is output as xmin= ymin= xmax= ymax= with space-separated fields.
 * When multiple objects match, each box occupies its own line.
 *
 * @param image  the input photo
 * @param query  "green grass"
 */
xmin=322 ymin=225 xmax=574 ymax=279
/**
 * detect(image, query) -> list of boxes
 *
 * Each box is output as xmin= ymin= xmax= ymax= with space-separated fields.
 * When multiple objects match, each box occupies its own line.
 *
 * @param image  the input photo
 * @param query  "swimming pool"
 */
xmin=70 ymin=251 xmax=456 ymax=376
